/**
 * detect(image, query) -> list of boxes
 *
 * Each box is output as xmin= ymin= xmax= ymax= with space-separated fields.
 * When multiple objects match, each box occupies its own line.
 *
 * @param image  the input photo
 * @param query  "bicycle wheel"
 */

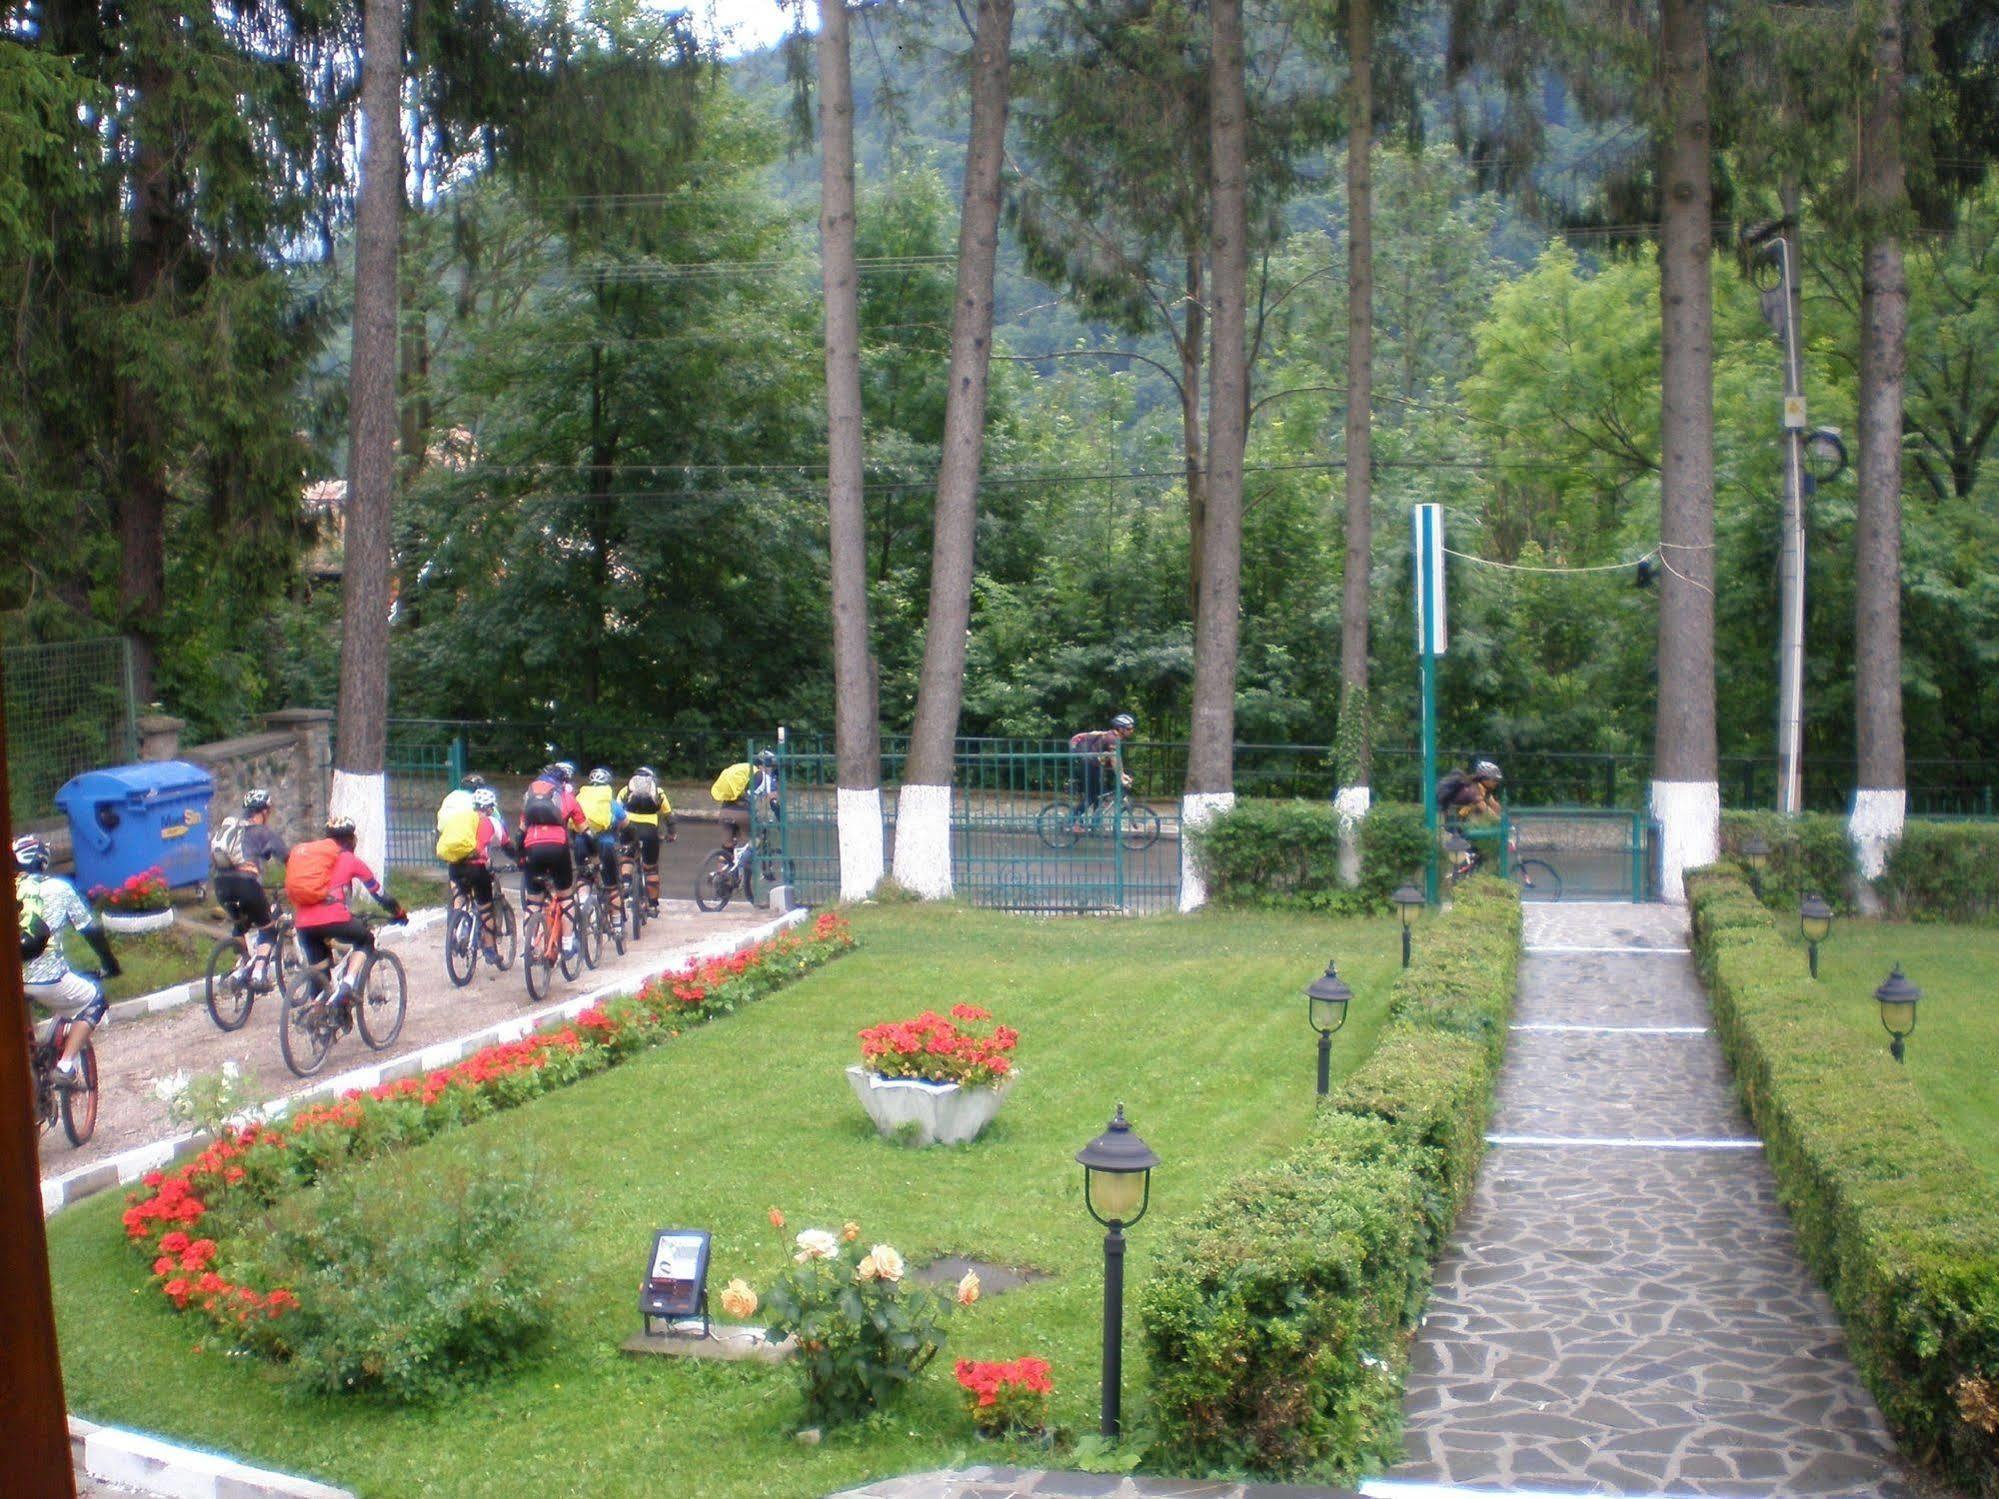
xmin=444 ymin=897 xmax=477 ymax=988
xmin=575 ymin=887 xmax=603 ymax=969
xmin=523 ymin=908 xmax=553 ymax=1003
xmin=603 ymin=885 xmax=627 ymax=957
xmin=279 ymin=969 xmax=336 ymax=1078
xmin=60 ymin=1040 xmax=99 ymax=1146
xmin=694 ymin=850 xmax=734 ymax=912
xmin=205 ymin=935 xmax=255 ymax=1032
xmin=1120 ymin=803 xmax=1163 ymax=852
xmin=356 ymin=949 xmax=407 ymax=1049
xmin=1037 ymin=803 xmax=1082 ymax=850
xmin=626 ymin=866 xmax=647 ymax=941
xmin=490 ymin=894 xmax=518 ymax=972
xmin=1511 ymin=858 xmax=1564 ymax=902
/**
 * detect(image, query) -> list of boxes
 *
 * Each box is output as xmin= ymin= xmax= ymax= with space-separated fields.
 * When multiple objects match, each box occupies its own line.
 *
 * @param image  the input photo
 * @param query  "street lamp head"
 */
xmin=1875 ymin=965 xmax=1921 ymax=1053
xmin=1306 ymin=959 xmax=1353 ymax=1037
xmin=1805 ymin=426 xmax=1849 ymax=485
xmin=1391 ymin=883 xmax=1425 ymax=928
xmin=1740 ymin=833 xmax=1770 ymax=873
xmin=1799 ymin=892 xmax=1834 ymax=945
xmin=1076 ymin=1104 xmax=1159 ymax=1229
xmin=1443 ymin=829 xmax=1471 ymax=857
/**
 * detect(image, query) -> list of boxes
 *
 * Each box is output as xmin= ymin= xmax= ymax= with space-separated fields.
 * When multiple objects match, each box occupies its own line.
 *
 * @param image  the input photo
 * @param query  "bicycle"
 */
xmin=205 ymin=901 xmax=299 ymax=1032
xmin=569 ymin=857 xmax=606 ymax=970
xmin=596 ymin=847 xmax=630 ymax=959
xmin=620 ymin=841 xmax=648 ymax=941
xmin=444 ymin=876 xmax=518 ymax=988
xmin=521 ymin=879 xmax=585 ymax=1004
xmin=277 ymin=922 xmax=408 ymax=1078
xmin=1036 ymin=785 xmax=1163 ymax=851
xmin=1445 ymin=827 xmax=1563 ymax=902
xmin=29 ymin=996 xmax=101 ymax=1148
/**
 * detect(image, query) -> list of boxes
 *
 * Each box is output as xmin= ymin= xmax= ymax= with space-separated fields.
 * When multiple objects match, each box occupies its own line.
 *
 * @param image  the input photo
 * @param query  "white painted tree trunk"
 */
xmin=1333 ymin=784 xmax=1371 ymax=888
xmin=1848 ymin=787 xmax=1905 ymax=883
xmin=328 ymin=769 xmax=388 ymax=881
xmin=837 ymin=786 xmax=885 ymax=901
xmin=1650 ymin=779 xmax=1718 ymax=904
xmin=1179 ymin=791 xmax=1235 ymax=912
xmin=891 ymin=783 xmax=953 ymax=900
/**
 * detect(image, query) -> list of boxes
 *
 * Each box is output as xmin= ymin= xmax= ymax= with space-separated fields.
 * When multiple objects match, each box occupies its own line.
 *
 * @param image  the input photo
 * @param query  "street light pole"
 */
xmin=1770 ymin=220 xmax=1809 ymax=817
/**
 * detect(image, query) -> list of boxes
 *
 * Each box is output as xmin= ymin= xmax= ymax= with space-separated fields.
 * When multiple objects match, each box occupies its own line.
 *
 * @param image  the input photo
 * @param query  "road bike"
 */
xmin=30 ymin=989 xmax=101 ymax=1147
xmin=205 ymin=900 xmax=299 ymax=1032
xmin=443 ymin=876 xmax=518 ymax=988
xmin=278 ymin=921 xmax=408 ymax=1078
xmin=1036 ymin=785 xmax=1163 ymax=852
xmin=521 ymin=880 xmax=584 ymax=1004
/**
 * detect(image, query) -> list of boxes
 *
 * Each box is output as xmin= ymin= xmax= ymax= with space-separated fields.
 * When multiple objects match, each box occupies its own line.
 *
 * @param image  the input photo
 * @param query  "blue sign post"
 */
xmin=1413 ymin=505 xmax=1447 ymax=903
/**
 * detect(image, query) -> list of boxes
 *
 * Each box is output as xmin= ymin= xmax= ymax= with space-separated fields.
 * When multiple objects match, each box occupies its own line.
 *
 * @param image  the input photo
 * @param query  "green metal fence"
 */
xmin=1499 ymin=808 xmax=1660 ymax=902
xmin=384 ymin=729 xmax=464 ymax=869
xmin=2 ymin=637 xmax=138 ymax=826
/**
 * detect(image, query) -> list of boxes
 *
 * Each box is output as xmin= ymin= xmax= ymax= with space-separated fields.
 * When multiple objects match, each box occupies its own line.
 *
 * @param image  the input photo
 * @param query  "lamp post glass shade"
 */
xmin=1077 ymin=1104 xmax=1159 ymax=1228
xmin=1799 ymin=893 xmax=1834 ymax=944
xmin=1741 ymin=834 xmax=1770 ymax=872
xmin=1392 ymin=883 xmax=1425 ymax=926
xmin=1306 ymin=960 xmax=1353 ymax=1036
xmin=1875 ymin=965 xmax=1920 ymax=1060
xmin=1805 ymin=426 xmax=1849 ymax=484
xmin=1443 ymin=830 xmax=1471 ymax=856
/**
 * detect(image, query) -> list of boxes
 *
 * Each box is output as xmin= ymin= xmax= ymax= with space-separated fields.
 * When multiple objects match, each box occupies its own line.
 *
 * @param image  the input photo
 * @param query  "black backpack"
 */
xmin=523 ymin=778 xmax=564 ymax=827
xmin=1435 ymin=770 xmax=1471 ymax=812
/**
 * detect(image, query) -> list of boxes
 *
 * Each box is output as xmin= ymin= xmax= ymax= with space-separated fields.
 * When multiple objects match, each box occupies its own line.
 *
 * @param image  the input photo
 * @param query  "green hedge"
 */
xmin=1191 ymin=799 xmax=1429 ymax=914
xmin=1719 ymin=810 xmax=1858 ymax=910
xmin=1881 ymin=821 xmax=1999 ymax=922
xmin=1688 ymin=865 xmax=1999 ymax=1495
xmin=1141 ymin=877 xmax=1521 ymax=1481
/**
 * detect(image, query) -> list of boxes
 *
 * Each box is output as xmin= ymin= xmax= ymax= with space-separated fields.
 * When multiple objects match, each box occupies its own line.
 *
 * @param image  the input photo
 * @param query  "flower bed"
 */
xmin=858 ymin=1003 xmax=1018 ymax=1086
xmin=92 ymin=866 xmax=172 ymax=914
xmin=955 ymin=1356 xmax=1054 ymax=1437
xmin=120 ymin=912 xmax=855 ymax=1362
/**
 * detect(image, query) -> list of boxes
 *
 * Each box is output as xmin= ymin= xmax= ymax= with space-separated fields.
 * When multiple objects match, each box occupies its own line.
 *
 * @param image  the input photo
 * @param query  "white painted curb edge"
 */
xmin=70 ymin=1414 xmax=354 ymax=1499
xmin=44 ymin=907 xmax=807 ymax=1217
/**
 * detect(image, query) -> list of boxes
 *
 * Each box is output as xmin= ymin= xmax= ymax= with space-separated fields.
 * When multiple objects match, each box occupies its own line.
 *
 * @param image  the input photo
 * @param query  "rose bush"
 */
xmin=954 ymin=1356 xmax=1054 ymax=1437
xmin=119 ymin=913 xmax=855 ymax=1392
xmin=858 ymin=1002 xmax=1018 ymax=1088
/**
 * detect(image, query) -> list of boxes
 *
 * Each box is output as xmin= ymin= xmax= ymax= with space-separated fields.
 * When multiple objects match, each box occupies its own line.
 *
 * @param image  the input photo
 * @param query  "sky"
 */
xmin=692 ymin=0 xmax=798 ymax=56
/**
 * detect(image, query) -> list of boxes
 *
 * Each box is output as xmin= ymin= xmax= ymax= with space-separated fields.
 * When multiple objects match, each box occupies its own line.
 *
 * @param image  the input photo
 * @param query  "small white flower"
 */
xmin=152 ymin=1070 xmax=191 ymax=1106
xmin=793 ymin=1229 xmax=839 ymax=1262
xmin=220 ymin=1060 xmax=241 ymax=1082
xmin=868 ymin=1244 xmax=905 ymax=1283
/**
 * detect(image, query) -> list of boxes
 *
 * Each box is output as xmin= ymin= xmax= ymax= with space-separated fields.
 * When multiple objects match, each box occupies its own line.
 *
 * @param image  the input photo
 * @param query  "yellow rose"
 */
xmin=841 ymin=1221 xmax=861 ymax=1243
xmin=720 ymin=1278 xmax=758 ymax=1319
xmin=855 ymin=1252 xmax=879 ymax=1282
xmin=956 ymin=1270 xmax=981 ymax=1307
xmin=793 ymin=1229 xmax=839 ymax=1262
xmin=869 ymin=1244 xmax=905 ymax=1283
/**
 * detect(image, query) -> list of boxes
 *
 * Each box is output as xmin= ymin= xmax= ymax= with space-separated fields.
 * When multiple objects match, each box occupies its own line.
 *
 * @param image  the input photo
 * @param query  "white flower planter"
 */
xmin=846 ymin=1065 xmax=1014 ymax=1147
xmin=102 ymin=908 xmax=174 ymax=935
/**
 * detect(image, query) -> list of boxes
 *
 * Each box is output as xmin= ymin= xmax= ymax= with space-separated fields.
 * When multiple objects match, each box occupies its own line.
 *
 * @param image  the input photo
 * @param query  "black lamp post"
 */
xmin=1076 ymin=1105 xmax=1159 ymax=1442
xmin=1306 ymin=960 xmax=1353 ymax=1096
xmin=1741 ymin=833 xmax=1770 ymax=898
xmin=1799 ymin=892 xmax=1834 ymax=979
xmin=1875 ymin=965 xmax=1921 ymax=1064
xmin=1392 ymin=883 xmax=1424 ymax=968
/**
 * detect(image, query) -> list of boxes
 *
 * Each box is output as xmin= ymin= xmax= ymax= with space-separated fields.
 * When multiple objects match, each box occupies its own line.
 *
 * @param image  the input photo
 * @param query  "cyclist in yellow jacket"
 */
xmin=711 ymin=750 xmax=777 ymax=851
xmin=575 ymin=768 xmax=628 ymax=893
xmin=618 ymin=766 xmax=674 ymax=914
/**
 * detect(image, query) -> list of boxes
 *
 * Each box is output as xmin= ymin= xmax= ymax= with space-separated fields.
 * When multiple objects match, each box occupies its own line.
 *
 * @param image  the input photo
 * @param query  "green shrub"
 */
xmin=1687 ymin=867 xmax=1999 ymax=1494
xmin=1141 ymin=880 xmax=1522 ymax=1480
xmin=1719 ymin=810 xmax=1857 ymax=910
xmin=245 ymin=1146 xmax=564 ymax=1403
xmin=1192 ymin=799 xmax=1428 ymax=914
xmin=1881 ymin=821 xmax=1999 ymax=923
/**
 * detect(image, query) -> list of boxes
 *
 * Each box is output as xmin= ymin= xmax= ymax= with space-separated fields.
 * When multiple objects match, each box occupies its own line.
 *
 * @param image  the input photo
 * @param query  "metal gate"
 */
xmin=384 ymin=730 xmax=465 ymax=869
xmin=1503 ymin=808 xmax=1660 ymax=902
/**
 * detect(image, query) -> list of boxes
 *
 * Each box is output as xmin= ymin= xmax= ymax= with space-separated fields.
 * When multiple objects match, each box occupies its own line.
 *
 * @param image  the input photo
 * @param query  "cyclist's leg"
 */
xmin=26 ymin=972 xmax=105 ymax=1072
xmin=721 ymin=802 xmax=748 ymax=851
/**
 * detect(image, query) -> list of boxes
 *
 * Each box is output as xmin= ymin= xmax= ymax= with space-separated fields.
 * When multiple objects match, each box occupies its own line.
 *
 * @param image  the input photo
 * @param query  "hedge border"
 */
xmin=1188 ymin=799 xmax=1429 ymax=915
xmin=1139 ymin=878 xmax=1522 ymax=1481
xmin=1687 ymin=865 xmax=1999 ymax=1495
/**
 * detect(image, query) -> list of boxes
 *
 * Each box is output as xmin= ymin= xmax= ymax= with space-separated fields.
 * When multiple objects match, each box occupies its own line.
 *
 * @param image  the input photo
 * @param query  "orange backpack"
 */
xmin=285 ymin=838 xmax=342 ymax=908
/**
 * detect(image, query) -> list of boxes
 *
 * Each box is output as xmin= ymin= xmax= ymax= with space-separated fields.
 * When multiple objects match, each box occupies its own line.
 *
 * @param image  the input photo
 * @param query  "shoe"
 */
xmin=482 ymin=945 xmax=500 ymax=965
xmin=51 ymin=1066 xmax=84 ymax=1093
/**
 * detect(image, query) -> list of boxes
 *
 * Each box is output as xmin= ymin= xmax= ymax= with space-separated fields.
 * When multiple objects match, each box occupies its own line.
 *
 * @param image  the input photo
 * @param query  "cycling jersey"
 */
xmin=1069 ymin=730 xmax=1122 ymax=763
xmin=18 ymin=874 xmax=94 ymax=986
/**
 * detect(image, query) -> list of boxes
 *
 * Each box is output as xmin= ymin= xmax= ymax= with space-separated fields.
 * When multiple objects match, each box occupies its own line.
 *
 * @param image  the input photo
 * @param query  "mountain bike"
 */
xmin=278 ymin=922 xmax=408 ymax=1078
xmin=205 ymin=902 xmax=299 ymax=1032
xmin=593 ymin=844 xmax=629 ymax=960
xmin=521 ymin=881 xmax=584 ymax=1004
xmin=444 ymin=877 xmax=517 ymax=988
xmin=30 ymin=996 xmax=101 ymax=1148
xmin=620 ymin=840 xmax=648 ymax=941
xmin=570 ymin=859 xmax=606 ymax=970
xmin=1445 ymin=827 xmax=1563 ymax=902
xmin=1037 ymin=785 xmax=1163 ymax=851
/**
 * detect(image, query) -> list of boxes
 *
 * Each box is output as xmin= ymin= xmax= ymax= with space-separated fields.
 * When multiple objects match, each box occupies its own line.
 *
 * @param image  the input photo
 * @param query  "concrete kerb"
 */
xmin=70 ymin=1415 xmax=355 ymax=1499
xmin=42 ymin=906 xmax=808 ymax=1217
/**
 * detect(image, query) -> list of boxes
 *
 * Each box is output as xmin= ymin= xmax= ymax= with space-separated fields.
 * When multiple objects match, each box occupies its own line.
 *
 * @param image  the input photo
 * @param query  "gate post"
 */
xmin=448 ymin=734 xmax=467 ymax=788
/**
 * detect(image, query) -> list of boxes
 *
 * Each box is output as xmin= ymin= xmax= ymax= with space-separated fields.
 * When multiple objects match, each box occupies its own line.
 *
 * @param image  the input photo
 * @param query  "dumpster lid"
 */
xmin=55 ymin=761 xmax=217 ymax=806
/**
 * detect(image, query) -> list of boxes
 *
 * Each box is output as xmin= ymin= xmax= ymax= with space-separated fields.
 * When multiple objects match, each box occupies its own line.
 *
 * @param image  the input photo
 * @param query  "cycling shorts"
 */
xmin=447 ymin=860 xmax=495 ymax=906
xmin=26 ymin=971 xmax=109 ymax=1028
xmin=523 ymin=844 xmax=574 ymax=899
xmin=720 ymin=799 xmax=751 ymax=843
xmin=299 ymin=919 xmax=376 ymax=968
xmin=214 ymin=871 xmax=276 ymax=933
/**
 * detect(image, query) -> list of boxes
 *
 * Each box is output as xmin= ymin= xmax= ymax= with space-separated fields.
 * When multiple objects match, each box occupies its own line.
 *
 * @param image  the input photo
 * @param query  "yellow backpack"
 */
xmin=435 ymin=807 xmax=480 ymax=862
xmin=710 ymin=763 xmax=752 ymax=805
xmin=576 ymin=784 xmax=616 ymax=833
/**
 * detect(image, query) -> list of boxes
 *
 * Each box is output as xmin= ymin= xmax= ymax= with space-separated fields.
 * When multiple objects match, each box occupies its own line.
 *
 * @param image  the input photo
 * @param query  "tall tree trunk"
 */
xmin=330 ymin=0 xmax=404 ymax=875
xmin=117 ymin=65 xmax=173 ymax=703
xmin=1182 ymin=0 xmax=1249 ymax=910
xmin=819 ymin=0 xmax=885 ymax=901
xmin=890 ymin=0 xmax=1014 ymax=899
xmin=1181 ymin=251 xmax=1206 ymax=614
xmin=1650 ymin=0 xmax=1719 ymax=901
xmin=1334 ymin=0 xmax=1375 ymax=871
xmin=1851 ymin=0 xmax=1909 ymax=883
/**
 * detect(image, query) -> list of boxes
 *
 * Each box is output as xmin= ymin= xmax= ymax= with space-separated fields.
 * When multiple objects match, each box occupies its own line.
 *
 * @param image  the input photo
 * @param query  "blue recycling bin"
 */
xmin=55 ymin=761 xmax=216 ymax=894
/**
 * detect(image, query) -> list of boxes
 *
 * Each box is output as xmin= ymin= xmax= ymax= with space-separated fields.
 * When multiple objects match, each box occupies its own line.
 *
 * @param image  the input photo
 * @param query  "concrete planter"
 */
xmin=102 ymin=908 xmax=174 ymax=935
xmin=846 ymin=1065 xmax=1013 ymax=1147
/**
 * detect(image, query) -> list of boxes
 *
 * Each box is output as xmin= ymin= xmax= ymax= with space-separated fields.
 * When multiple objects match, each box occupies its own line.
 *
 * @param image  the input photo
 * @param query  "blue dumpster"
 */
xmin=55 ymin=761 xmax=216 ymax=893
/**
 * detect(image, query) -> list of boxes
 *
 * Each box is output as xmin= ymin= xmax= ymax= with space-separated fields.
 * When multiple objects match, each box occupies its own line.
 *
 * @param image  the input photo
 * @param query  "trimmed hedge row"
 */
xmin=1720 ymin=810 xmax=1999 ymax=921
xmin=1141 ymin=878 xmax=1522 ymax=1481
xmin=1687 ymin=866 xmax=1999 ymax=1495
xmin=1191 ymin=799 xmax=1428 ymax=914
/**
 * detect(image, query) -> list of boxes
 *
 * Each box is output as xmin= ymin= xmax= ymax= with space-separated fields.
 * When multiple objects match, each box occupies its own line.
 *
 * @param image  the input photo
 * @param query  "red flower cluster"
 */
xmin=90 ymin=867 xmax=170 ymax=913
xmin=954 ymin=1356 xmax=1054 ymax=1434
xmin=120 ymin=915 xmax=857 ymax=1351
xmin=859 ymin=1004 xmax=1019 ymax=1088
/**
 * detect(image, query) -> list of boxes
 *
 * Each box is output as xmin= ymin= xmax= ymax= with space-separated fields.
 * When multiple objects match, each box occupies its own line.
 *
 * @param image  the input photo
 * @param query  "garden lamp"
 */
xmin=1391 ymin=883 xmax=1424 ymax=968
xmin=1799 ymin=892 xmax=1834 ymax=979
xmin=1076 ymin=1104 xmax=1159 ymax=1441
xmin=1306 ymin=960 xmax=1353 ymax=1096
xmin=1804 ymin=426 xmax=1849 ymax=487
xmin=1874 ymin=965 xmax=1921 ymax=1064
xmin=1740 ymin=833 xmax=1770 ymax=897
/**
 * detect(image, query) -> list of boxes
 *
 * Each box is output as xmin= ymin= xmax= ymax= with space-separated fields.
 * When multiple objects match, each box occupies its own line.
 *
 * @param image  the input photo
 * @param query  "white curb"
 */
xmin=70 ymin=1415 xmax=354 ymax=1499
xmin=43 ymin=907 xmax=808 ymax=1217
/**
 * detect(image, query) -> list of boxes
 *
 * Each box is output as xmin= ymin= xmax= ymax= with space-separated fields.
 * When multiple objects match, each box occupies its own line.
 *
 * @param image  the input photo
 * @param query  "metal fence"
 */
xmin=2 ymin=637 xmax=138 ymax=826
xmin=383 ymin=727 xmax=464 ymax=869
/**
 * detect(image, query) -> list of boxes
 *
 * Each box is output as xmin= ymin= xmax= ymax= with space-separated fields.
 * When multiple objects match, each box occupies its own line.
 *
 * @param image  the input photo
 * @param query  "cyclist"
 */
xmin=576 ymin=768 xmax=629 ymax=895
xmin=13 ymin=835 xmax=121 ymax=1085
xmin=211 ymin=789 xmax=290 ymax=977
xmin=447 ymin=787 xmax=517 ymax=966
xmin=435 ymin=773 xmax=487 ymax=833
xmin=1438 ymin=760 xmax=1504 ymax=876
xmin=711 ymin=750 xmax=778 ymax=853
xmin=286 ymin=816 xmax=406 ymax=1011
xmin=518 ymin=763 xmax=588 ymax=951
xmin=618 ymin=765 xmax=674 ymax=914
xmin=1067 ymin=713 xmax=1137 ymax=827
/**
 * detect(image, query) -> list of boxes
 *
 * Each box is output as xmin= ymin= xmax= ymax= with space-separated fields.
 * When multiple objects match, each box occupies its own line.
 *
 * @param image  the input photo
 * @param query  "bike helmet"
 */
xmin=635 ymin=765 xmax=657 ymax=779
xmin=472 ymin=787 xmax=499 ymax=812
xmin=754 ymin=749 xmax=777 ymax=768
xmin=325 ymin=815 xmax=358 ymax=845
xmin=1472 ymin=759 xmax=1504 ymax=783
xmin=555 ymin=760 xmax=578 ymax=782
xmin=242 ymin=788 xmax=273 ymax=814
xmin=588 ymin=767 xmax=613 ymax=786
xmin=12 ymin=834 xmax=51 ymax=873
xmin=461 ymin=773 xmax=488 ymax=791
xmin=1111 ymin=712 xmax=1136 ymax=733
xmin=540 ymin=763 xmax=566 ymax=782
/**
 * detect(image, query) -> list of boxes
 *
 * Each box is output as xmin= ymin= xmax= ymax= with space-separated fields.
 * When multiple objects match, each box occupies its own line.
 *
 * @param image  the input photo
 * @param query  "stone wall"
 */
xmin=142 ymin=708 xmax=333 ymax=848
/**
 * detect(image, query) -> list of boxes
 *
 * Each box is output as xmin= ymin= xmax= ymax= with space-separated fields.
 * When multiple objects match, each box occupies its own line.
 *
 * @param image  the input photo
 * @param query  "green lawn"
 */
xmin=48 ymin=903 xmax=1402 ymax=1498
xmin=60 ymin=925 xmax=208 ymax=1003
xmin=1784 ymin=916 xmax=1999 ymax=1186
